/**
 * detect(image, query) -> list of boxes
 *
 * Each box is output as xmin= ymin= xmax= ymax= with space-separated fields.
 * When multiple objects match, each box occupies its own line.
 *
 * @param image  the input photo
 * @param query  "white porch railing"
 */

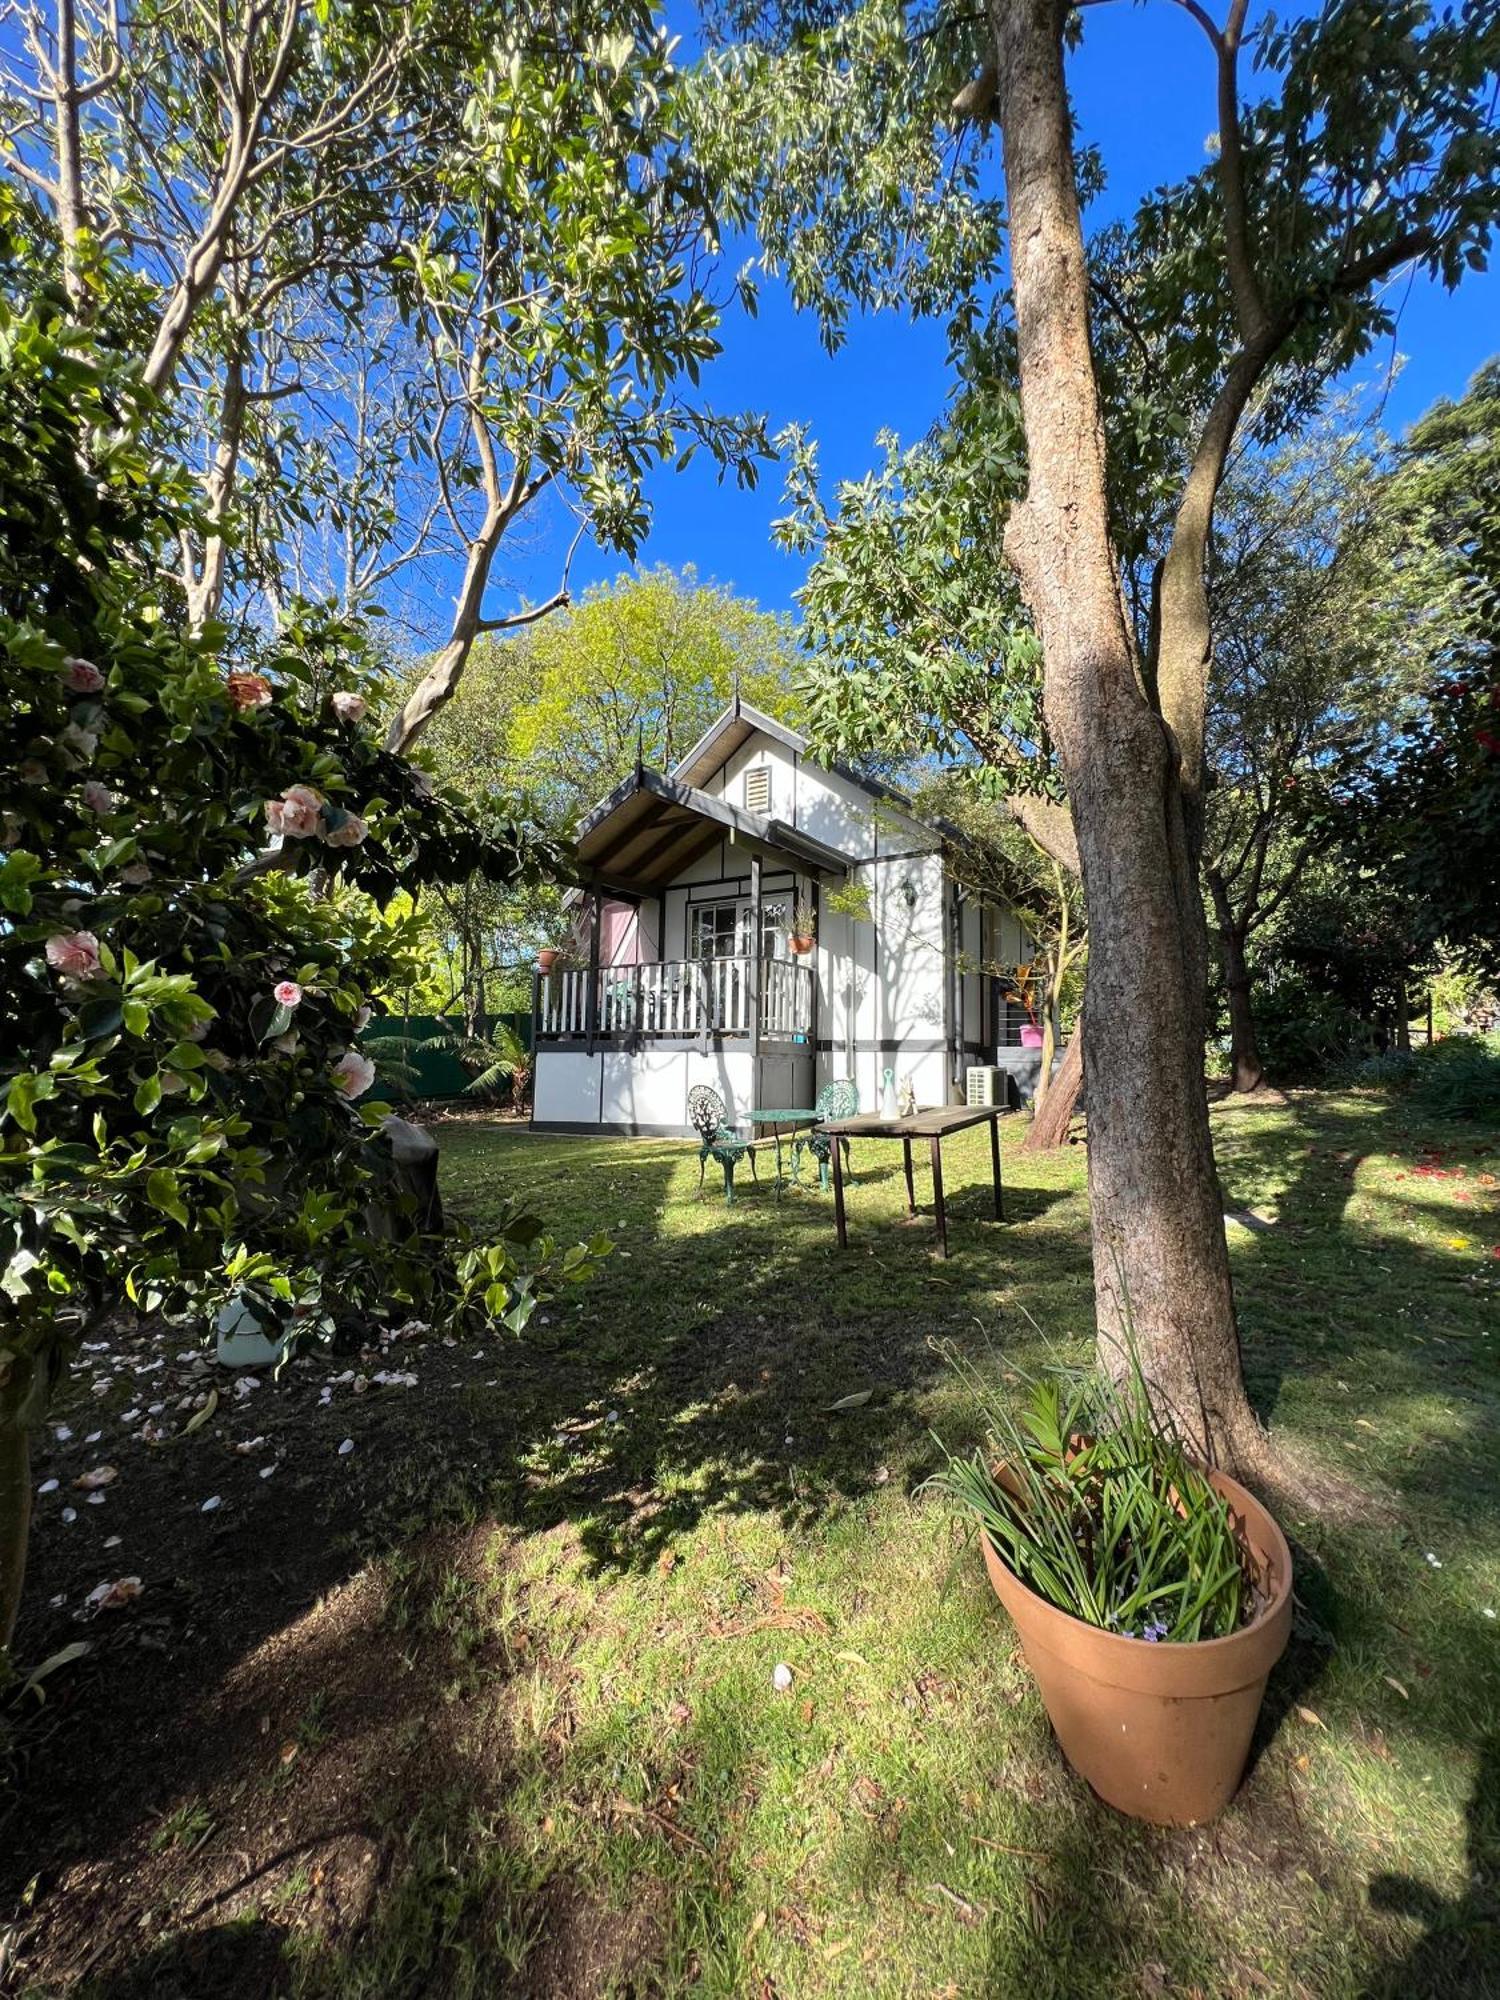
xmin=536 ymin=955 xmax=814 ymax=1042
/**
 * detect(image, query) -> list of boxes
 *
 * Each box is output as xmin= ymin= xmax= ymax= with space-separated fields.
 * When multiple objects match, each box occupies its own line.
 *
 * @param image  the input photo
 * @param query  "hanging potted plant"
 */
xmin=789 ymin=898 xmax=817 ymax=955
xmin=536 ymin=946 xmax=560 ymax=974
xmin=1005 ymin=960 xmax=1046 ymax=1048
xmin=926 ymin=1337 xmax=1292 ymax=1826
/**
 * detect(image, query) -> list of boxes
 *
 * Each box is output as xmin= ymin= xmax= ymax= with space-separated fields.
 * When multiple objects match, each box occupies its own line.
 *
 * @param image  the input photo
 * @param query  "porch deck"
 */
xmin=537 ymin=955 xmax=814 ymax=1045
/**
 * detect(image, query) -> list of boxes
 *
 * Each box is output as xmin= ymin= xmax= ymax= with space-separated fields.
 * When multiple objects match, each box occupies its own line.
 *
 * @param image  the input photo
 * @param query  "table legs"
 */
xmin=929 ymin=1134 xmax=947 ymax=1259
xmin=832 ymin=1123 xmax=848 ymax=1248
xmin=902 ymin=1136 xmax=916 ymax=1217
xmin=990 ymin=1112 xmax=1004 ymax=1220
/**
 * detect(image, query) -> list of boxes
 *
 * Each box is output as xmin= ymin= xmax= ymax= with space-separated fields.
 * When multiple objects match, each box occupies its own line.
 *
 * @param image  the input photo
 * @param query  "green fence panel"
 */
xmin=360 ymin=1011 xmax=532 ymax=1105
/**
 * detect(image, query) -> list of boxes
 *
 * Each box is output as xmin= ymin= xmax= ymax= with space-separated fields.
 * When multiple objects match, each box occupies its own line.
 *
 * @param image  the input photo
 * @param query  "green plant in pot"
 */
xmin=927 ymin=1332 xmax=1292 ymax=1826
xmin=789 ymin=898 xmax=817 ymax=954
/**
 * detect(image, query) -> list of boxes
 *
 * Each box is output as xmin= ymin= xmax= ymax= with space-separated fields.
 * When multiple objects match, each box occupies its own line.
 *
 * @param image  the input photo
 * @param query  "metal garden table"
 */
xmin=817 ymin=1104 xmax=1005 ymax=1258
xmin=743 ymin=1107 xmax=820 ymax=1197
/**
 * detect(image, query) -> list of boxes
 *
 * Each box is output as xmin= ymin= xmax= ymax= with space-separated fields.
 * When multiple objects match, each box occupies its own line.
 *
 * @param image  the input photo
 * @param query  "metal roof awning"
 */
xmin=572 ymin=766 xmax=850 ymax=896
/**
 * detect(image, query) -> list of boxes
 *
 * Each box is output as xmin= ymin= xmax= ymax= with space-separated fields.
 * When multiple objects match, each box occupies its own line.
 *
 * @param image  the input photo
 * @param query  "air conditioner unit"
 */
xmin=966 ymin=1066 xmax=1004 ymax=1108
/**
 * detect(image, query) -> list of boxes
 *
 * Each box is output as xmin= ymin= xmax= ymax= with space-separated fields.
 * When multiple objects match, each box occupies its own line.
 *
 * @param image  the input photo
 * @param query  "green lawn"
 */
xmin=360 ymin=1090 xmax=1497 ymax=1999
xmin=15 ymin=1089 xmax=1499 ymax=1998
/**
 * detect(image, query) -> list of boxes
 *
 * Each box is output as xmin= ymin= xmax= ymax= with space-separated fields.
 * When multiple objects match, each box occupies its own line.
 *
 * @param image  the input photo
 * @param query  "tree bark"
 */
xmin=1207 ymin=869 xmax=1264 ymax=1092
xmin=989 ymin=0 xmax=1262 ymax=1469
xmin=1022 ymin=1016 xmax=1083 ymax=1150
xmin=51 ymin=0 xmax=87 ymax=306
xmin=1 ymin=1425 xmax=31 ymax=1656
xmin=1220 ymin=925 xmax=1264 ymax=1093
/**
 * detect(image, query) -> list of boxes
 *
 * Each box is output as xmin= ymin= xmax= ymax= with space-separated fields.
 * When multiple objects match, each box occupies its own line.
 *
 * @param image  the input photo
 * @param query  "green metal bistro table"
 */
xmin=817 ymin=1104 xmax=1005 ymax=1258
xmin=742 ymin=1108 xmax=820 ymax=1197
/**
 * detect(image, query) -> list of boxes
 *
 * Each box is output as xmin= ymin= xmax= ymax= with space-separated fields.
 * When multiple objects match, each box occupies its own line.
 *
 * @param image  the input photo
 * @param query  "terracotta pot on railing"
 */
xmin=789 ymin=935 xmax=815 ymax=956
xmin=536 ymin=948 xmax=559 ymax=974
xmin=981 ymin=1466 xmax=1292 ymax=1826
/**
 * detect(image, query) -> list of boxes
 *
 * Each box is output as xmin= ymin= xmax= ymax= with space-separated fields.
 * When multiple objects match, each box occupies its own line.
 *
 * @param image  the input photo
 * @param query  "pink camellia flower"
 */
xmin=80 ymin=780 xmax=115 ymax=814
xmin=264 ymin=783 xmax=324 ymax=840
xmin=273 ymin=980 xmax=303 ymax=1008
xmin=331 ymin=1049 xmax=376 ymax=1099
xmin=62 ymin=657 xmax=106 ymax=694
xmin=45 ymin=930 xmax=105 ymax=981
xmin=353 ymin=1003 xmax=372 ymax=1032
xmin=330 ymin=691 xmax=367 ymax=723
xmin=322 ymin=811 xmax=368 ymax=849
xmin=17 ymin=761 xmax=47 ymax=786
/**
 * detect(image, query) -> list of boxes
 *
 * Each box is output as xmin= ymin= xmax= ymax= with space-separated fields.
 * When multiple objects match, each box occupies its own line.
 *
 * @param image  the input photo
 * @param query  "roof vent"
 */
xmin=744 ymin=766 xmax=771 ymax=815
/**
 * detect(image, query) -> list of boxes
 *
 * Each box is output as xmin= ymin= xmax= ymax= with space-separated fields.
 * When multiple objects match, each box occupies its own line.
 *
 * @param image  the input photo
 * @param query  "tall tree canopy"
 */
xmin=417 ymin=565 xmax=802 ymax=823
xmin=1339 ymin=361 xmax=1500 ymax=984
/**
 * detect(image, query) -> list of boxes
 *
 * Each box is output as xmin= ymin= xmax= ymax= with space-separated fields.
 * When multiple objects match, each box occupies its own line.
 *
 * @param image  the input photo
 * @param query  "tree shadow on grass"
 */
xmin=2 ymin=1121 xmax=1080 ymax=1987
xmin=1362 ymin=1729 xmax=1499 ymax=1999
xmin=1212 ymin=1092 xmax=1498 ymax=1514
xmin=7 ymin=1105 xmax=1495 ymax=1996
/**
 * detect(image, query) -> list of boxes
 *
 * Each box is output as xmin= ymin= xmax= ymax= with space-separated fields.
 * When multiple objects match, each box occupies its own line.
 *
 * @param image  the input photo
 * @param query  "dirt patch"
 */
xmin=0 ymin=1300 xmax=634 ymax=1998
xmin=519 ymin=1877 xmax=667 ymax=1999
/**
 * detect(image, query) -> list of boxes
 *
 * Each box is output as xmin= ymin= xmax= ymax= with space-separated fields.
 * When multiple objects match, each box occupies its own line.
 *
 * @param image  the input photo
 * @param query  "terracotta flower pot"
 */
xmin=981 ymin=1468 xmax=1292 ymax=1826
xmin=536 ymin=948 xmax=559 ymax=974
xmin=789 ymin=935 xmax=814 ymax=955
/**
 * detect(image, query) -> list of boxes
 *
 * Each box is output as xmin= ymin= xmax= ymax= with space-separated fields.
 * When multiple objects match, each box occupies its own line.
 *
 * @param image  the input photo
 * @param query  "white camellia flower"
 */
xmin=330 ymin=690 xmax=367 ymax=722
xmin=331 ymin=1049 xmax=376 ymax=1099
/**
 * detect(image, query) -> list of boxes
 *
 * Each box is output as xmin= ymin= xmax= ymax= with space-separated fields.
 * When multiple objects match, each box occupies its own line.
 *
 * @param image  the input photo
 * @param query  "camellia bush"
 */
xmin=0 ymin=221 xmax=606 ymax=1651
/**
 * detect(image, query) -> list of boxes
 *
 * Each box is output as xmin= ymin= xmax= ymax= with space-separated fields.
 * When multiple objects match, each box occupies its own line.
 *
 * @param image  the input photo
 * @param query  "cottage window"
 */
xmin=689 ymin=902 xmax=741 ymax=960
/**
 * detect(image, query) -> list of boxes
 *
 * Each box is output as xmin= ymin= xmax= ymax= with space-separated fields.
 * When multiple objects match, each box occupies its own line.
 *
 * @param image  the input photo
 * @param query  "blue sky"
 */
xmin=503 ymin=3 xmax=1500 ymax=623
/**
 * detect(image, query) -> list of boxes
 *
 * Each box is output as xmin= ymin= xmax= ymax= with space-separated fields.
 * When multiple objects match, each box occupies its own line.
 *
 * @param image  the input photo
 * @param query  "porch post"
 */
xmin=585 ymin=875 xmax=602 ymax=1057
xmin=810 ymin=877 xmax=821 ymax=1052
xmin=749 ymin=851 xmax=762 ymax=1069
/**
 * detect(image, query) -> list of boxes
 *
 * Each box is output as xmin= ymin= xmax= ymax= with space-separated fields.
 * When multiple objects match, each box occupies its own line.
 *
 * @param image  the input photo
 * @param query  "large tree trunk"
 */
xmin=1 ymin=1425 xmax=31 ymax=1655
xmin=1022 ymin=1019 xmax=1083 ymax=1151
xmin=990 ymin=0 xmax=1262 ymax=1469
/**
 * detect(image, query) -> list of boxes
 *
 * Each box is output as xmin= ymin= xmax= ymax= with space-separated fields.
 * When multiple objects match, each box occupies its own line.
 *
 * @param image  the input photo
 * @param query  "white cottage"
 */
xmin=530 ymin=700 xmax=1043 ymax=1136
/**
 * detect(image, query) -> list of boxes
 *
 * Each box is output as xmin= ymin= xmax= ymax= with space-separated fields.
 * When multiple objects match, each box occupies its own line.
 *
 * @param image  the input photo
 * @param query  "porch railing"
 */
xmin=536 ymin=955 xmax=814 ymax=1043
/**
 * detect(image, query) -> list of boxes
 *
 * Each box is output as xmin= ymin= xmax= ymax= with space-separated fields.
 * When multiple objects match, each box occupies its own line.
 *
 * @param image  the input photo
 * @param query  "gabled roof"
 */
xmin=572 ymin=764 xmax=849 ymax=896
xmin=671 ymin=697 xmax=960 ymax=841
xmin=671 ymin=698 xmax=806 ymax=789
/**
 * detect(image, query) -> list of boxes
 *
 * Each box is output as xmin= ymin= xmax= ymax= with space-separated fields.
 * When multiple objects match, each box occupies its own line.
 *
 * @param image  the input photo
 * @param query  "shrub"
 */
xmin=1408 ymin=1034 xmax=1500 ymax=1121
xmin=0 ymin=222 xmax=607 ymax=1643
xmin=1335 ymin=1048 xmax=1420 ymax=1089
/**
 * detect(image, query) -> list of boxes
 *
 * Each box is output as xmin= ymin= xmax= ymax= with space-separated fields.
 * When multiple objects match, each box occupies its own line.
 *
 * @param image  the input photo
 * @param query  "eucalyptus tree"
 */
xmin=382 ymin=19 xmax=771 ymax=754
xmin=3 ymin=1 xmax=769 ymax=683
xmin=705 ymin=0 xmax=1500 ymax=1471
xmin=1 ymin=0 xmax=428 ymax=624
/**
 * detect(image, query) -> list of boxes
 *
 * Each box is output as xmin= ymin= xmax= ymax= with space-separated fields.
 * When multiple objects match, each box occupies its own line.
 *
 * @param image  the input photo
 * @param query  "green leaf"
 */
xmin=146 ymin=1169 xmax=190 ymax=1228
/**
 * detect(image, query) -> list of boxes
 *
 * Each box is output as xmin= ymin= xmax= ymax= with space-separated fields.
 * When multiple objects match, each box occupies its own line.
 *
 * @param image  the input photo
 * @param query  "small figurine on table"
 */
xmin=897 ymin=1074 xmax=917 ymax=1118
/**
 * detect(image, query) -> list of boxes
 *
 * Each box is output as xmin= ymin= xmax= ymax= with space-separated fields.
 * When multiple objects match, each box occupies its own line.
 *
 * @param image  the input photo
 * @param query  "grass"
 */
xmin=352 ymin=1090 xmax=1497 ymax=1999
xmin=10 ymin=1088 xmax=1500 ymax=1998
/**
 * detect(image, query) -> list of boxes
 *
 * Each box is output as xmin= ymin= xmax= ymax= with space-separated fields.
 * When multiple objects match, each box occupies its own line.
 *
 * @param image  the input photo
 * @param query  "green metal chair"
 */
xmin=797 ymin=1078 xmax=859 ymax=1191
xmin=687 ymin=1085 xmax=758 ymax=1203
